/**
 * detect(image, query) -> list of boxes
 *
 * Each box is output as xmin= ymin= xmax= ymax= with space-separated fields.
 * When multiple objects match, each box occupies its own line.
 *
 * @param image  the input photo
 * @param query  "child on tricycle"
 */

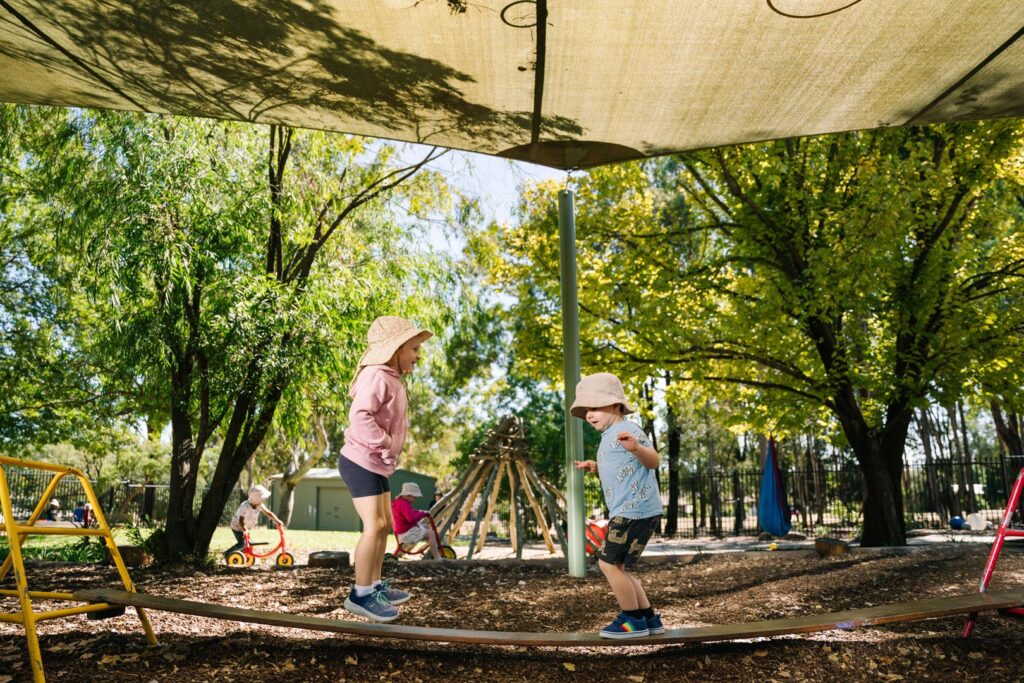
xmin=388 ymin=482 xmax=454 ymax=561
xmin=224 ymin=485 xmax=293 ymax=567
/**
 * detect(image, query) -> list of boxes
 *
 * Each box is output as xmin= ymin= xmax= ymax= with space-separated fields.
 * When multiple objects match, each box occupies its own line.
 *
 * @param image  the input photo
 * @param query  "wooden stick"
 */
xmin=516 ymin=460 xmax=555 ymax=553
xmin=475 ymin=462 xmax=507 ymax=554
xmin=524 ymin=464 xmax=568 ymax=557
xmin=507 ymin=461 xmax=520 ymax=555
xmin=514 ymin=482 xmax=526 ymax=560
xmin=437 ymin=461 xmax=489 ymax=542
xmin=431 ymin=461 xmax=479 ymax=517
xmin=434 ymin=460 xmax=484 ymax=533
xmin=466 ymin=462 xmax=500 ymax=560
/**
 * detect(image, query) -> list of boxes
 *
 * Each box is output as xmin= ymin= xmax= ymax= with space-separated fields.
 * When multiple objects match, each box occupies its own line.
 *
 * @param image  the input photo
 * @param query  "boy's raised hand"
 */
xmin=574 ymin=460 xmax=598 ymax=474
xmin=616 ymin=431 xmax=640 ymax=452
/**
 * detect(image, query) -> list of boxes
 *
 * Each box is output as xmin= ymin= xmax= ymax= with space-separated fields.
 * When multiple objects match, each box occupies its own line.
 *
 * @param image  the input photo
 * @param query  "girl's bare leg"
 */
xmin=352 ymin=493 xmax=391 ymax=587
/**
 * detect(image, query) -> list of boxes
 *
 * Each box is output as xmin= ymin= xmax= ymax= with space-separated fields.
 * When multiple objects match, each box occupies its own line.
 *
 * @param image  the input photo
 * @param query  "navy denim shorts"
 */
xmin=338 ymin=455 xmax=390 ymax=498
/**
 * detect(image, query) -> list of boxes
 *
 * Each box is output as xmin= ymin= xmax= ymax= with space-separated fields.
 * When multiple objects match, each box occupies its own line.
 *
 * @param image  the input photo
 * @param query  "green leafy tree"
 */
xmin=493 ymin=122 xmax=1024 ymax=546
xmin=2 ymin=106 xmax=453 ymax=559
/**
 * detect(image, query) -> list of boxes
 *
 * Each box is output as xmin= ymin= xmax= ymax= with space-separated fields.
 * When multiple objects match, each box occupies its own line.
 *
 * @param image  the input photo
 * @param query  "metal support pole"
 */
xmin=558 ymin=189 xmax=587 ymax=577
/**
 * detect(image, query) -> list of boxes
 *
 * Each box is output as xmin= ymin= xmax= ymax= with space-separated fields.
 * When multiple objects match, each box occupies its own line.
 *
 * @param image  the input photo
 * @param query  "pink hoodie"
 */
xmin=340 ymin=365 xmax=408 ymax=476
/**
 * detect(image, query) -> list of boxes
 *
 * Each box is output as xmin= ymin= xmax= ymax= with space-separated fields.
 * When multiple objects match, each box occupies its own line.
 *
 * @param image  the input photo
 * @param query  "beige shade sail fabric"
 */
xmin=0 ymin=0 xmax=1022 ymax=169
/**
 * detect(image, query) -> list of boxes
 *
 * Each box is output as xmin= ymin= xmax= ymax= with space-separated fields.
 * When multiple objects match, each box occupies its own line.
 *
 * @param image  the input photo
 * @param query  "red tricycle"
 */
xmin=585 ymin=518 xmax=608 ymax=558
xmin=226 ymin=523 xmax=294 ymax=567
xmin=383 ymin=513 xmax=457 ymax=564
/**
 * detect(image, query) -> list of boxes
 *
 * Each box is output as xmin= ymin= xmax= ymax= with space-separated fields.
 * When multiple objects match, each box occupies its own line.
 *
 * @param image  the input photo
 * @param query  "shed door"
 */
xmin=316 ymin=486 xmax=358 ymax=531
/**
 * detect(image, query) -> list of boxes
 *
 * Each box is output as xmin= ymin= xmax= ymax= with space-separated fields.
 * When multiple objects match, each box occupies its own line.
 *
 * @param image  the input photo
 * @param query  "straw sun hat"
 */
xmin=355 ymin=316 xmax=433 ymax=370
xmin=570 ymin=372 xmax=635 ymax=418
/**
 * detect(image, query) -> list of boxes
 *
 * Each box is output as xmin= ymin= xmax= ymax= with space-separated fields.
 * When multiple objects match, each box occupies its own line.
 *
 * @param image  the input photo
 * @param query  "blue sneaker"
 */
xmin=377 ymin=579 xmax=410 ymax=605
xmin=646 ymin=613 xmax=665 ymax=635
xmin=343 ymin=587 xmax=399 ymax=622
xmin=599 ymin=612 xmax=649 ymax=639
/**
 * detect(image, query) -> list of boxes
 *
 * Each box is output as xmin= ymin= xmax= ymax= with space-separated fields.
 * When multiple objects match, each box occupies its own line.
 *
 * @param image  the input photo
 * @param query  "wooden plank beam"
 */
xmin=72 ymin=588 xmax=1024 ymax=648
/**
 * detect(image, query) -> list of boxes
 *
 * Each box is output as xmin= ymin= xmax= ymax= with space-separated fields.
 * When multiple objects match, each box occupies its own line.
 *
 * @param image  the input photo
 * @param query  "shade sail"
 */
xmin=1 ymin=0 xmax=1022 ymax=169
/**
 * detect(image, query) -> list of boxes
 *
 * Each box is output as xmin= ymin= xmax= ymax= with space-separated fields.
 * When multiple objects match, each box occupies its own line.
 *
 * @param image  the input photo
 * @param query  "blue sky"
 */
xmin=416 ymin=146 xmax=564 ymax=226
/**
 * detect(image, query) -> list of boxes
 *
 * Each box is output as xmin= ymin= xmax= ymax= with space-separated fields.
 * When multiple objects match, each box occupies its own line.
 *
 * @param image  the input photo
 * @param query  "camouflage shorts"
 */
xmin=598 ymin=515 xmax=661 ymax=567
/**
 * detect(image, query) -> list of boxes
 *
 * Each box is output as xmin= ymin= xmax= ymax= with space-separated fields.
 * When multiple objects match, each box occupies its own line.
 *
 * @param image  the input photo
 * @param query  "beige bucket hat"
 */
xmin=248 ymin=485 xmax=271 ymax=504
xmin=355 ymin=315 xmax=432 ymax=369
xmin=399 ymin=482 xmax=423 ymax=498
xmin=570 ymin=372 xmax=635 ymax=418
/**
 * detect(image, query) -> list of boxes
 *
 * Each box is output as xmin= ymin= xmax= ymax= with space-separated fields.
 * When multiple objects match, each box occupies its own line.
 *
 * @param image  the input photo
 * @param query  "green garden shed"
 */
xmin=269 ymin=467 xmax=436 ymax=532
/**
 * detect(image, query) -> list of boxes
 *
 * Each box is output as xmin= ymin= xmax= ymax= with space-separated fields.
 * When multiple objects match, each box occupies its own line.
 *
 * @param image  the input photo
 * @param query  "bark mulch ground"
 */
xmin=2 ymin=543 xmax=1023 ymax=682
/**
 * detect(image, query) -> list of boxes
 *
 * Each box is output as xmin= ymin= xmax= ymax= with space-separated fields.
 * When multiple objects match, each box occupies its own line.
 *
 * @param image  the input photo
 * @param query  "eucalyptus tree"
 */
xmin=494 ymin=122 xmax=1024 ymax=546
xmin=3 ymin=105 xmax=454 ymax=559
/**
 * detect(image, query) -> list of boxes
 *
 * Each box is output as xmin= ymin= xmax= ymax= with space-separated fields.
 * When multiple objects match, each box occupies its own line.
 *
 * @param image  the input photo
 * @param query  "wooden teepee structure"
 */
xmin=431 ymin=416 xmax=567 ymax=560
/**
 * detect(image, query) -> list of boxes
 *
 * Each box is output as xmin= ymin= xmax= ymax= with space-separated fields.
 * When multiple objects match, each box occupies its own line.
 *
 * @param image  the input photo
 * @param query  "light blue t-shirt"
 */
xmin=597 ymin=420 xmax=662 ymax=519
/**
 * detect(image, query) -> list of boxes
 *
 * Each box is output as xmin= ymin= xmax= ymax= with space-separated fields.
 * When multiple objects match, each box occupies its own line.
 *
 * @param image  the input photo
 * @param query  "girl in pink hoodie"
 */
xmin=339 ymin=316 xmax=432 ymax=623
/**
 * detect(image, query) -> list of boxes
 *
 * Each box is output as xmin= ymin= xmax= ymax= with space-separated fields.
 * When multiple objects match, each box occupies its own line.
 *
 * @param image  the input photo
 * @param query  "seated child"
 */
xmin=391 ymin=482 xmax=443 ymax=560
xmin=44 ymin=498 xmax=61 ymax=522
xmin=571 ymin=372 xmax=665 ymax=639
xmin=72 ymin=501 xmax=86 ymax=525
xmin=224 ymin=485 xmax=283 ymax=557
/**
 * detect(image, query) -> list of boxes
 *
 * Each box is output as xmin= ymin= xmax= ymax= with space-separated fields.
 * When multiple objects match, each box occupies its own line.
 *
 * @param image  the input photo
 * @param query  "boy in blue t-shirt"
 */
xmin=572 ymin=372 xmax=664 ymax=639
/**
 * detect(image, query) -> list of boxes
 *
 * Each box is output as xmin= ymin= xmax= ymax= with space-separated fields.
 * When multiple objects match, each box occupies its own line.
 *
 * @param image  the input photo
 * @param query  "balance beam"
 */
xmin=72 ymin=588 xmax=1024 ymax=647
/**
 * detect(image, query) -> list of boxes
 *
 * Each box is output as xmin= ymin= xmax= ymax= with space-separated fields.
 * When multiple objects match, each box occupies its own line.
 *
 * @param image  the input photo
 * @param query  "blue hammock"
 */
xmin=758 ymin=436 xmax=791 ymax=536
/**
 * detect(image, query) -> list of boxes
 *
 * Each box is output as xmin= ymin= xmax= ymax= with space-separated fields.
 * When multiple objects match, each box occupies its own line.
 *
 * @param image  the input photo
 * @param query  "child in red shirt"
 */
xmin=391 ymin=482 xmax=443 ymax=560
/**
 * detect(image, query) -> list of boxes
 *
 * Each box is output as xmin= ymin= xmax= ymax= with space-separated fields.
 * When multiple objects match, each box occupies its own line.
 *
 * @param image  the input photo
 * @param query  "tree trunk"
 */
xmin=277 ymin=418 xmax=330 ymax=526
xmin=957 ymin=401 xmax=978 ymax=513
xmin=834 ymin=395 xmax=909 ymax=546
xmin=698 ymin=461 xmax=706 ymax=530
xmin=857 ymin=442 xmax=905 ymax=546
xmin=164 ymin=356 xmax=202 ymax=560
xmin=929 ymin=407 xmax=956 ymax=515
xmin=809 ymin=434 xmax=824 ymax=525
xmin=278 ymin=459 xmax=298 ymax=527
xmin=991 ymin=400 xmax=1023 ymax=457
xmin=705 ymin=404 xmax=721 ymax=536
xmin=732 ymin=469 xmax=745 ymax=534
xmin=946 ymin=405 xmax=969 ymax=515
xmin=192 ymin=381 xmax=285 ymax=558
xmin=664 ymin=396 xmax=681 ymax=535
xmin=916 ymin=408 xmax=946 ymax=523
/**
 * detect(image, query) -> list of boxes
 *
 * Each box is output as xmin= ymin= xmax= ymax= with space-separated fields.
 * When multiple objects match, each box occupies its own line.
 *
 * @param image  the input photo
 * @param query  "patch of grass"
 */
xmin=2 ymin=525 xmax=473 ymax=564
xmin=0 ymin=535 xmax=108 ymax=563
xmin=209 ymin=526 xmax=364 ymax=554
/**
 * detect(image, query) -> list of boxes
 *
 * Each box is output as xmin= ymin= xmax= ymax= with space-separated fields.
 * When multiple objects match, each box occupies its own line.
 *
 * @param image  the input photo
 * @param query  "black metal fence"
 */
xmin=1 ymin=468 xmax=236 ymax=527
xmin=6 ymin=456 xmax=1024 ymax=539
xmin=658 ymin=455 xmax=1024 ymax=538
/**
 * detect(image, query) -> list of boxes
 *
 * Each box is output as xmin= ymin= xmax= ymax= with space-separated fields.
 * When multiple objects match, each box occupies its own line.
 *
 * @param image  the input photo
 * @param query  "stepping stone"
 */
xmin=814 ymin=537 xmax=850 ymax=557
xmin=308 ymin=551 xmax=350 ymax=568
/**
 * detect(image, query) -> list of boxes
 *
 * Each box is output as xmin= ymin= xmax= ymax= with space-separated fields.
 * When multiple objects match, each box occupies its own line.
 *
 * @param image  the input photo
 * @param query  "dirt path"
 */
xmin=2 ymin=544 xmax=1023 ymax=682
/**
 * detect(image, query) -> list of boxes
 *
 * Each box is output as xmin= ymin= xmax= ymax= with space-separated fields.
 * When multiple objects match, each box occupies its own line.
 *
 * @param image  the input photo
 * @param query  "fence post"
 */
xmin=143 ymin=483 xmax=155 ymax=521
xmin=689 ymin=475 xmax=698 ymax=538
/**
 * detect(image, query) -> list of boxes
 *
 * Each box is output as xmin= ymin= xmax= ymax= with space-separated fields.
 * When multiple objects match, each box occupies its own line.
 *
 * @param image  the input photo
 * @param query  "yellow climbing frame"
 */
xmin=0 ymin=457 xmax=157 ymax=683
